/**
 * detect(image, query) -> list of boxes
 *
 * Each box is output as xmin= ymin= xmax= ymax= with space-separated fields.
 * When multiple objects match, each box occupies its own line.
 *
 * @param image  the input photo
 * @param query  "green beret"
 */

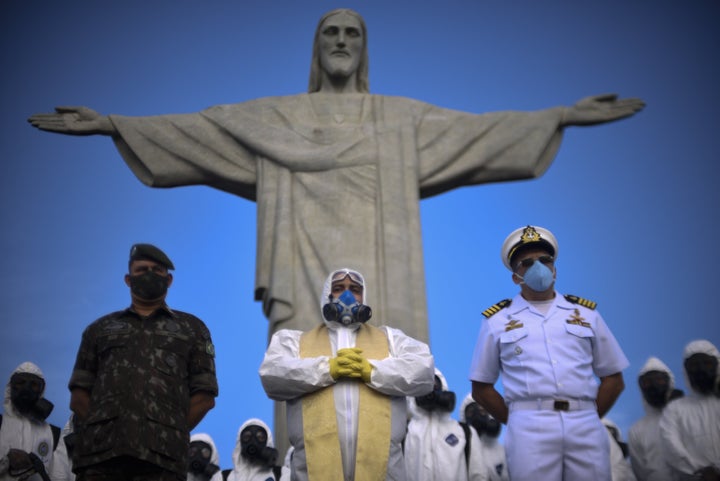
xmin=129 ymin=243 xmax=175 ymax=270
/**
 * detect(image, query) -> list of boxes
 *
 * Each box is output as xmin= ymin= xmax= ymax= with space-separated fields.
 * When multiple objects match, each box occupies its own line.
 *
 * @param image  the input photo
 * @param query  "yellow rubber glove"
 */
xmin=358 ymin=355 xmax=373 ymax=383
xmin=329 ymin=355 xmax=353 ymax=380
xmin=330 ymin=348 xmax=366 ymax=380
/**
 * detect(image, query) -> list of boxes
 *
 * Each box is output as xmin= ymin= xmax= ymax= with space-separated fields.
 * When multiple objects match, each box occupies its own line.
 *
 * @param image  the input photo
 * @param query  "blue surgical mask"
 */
xmin=518 ymin=261 xmax=554 ymax=292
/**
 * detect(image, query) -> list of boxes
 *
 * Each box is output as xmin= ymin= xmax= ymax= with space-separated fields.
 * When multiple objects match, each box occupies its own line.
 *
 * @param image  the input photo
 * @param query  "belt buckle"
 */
xmin=553 ymin=400 xmax=570 ymax=411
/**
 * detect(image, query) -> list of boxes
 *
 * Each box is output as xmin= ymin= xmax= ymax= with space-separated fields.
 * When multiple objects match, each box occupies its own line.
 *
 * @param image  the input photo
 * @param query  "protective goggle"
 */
xmin=331 ymin=269 xmax=364 ymax=286
xmin=515 ymin=255 xmax=554 ymax=270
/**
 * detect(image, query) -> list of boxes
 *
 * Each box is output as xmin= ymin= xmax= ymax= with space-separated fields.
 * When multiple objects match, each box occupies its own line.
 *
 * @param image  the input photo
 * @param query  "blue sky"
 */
xmin=2 ymin=0 xmax=719 ymax=468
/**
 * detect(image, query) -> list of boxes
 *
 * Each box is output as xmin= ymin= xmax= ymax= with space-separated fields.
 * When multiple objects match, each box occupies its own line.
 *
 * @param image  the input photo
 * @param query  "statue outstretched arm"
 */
xmin=561 ymin=94 xmax=645 ymax=127
xmin=28 ymin=106 xmax=116 ymax=136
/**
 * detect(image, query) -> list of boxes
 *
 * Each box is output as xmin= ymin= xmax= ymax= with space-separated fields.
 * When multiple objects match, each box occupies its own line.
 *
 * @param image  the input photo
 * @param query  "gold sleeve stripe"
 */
xmin=482 ymin=299 xmax=512 ymax=318
xmin=564 ymin=294 xmax=597 ymax=310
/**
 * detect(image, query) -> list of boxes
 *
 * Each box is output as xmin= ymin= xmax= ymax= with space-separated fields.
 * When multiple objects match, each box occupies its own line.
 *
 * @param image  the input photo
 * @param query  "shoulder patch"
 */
xmin=482 ymin=299 xmax=512 ymax=318
xmin=564 ymin=294 xmax=597 ymax=310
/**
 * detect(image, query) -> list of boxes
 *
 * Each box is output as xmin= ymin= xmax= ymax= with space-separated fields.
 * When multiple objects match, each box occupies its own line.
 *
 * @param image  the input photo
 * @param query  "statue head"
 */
xmin=308 ymin=9 xmax=369 ymax=93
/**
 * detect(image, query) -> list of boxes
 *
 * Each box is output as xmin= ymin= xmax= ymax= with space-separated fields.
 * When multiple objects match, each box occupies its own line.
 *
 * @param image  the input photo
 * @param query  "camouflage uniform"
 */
xmin=68 ymin=305 xmax=218 ymax=478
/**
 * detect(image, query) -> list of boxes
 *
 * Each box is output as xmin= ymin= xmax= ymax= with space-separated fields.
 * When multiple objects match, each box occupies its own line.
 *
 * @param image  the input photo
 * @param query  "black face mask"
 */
xmin=638 ymin=370 xmax=671 ymax=408
xmin=685 ymin=353 xmax=719 ymax=395
xmin=240 ymin=425 xmax=278 ymax=468
xmin=129 ymin=271 xmax=169 ymax=300
xmin=188 ymin=441 xmax=220 ymax=478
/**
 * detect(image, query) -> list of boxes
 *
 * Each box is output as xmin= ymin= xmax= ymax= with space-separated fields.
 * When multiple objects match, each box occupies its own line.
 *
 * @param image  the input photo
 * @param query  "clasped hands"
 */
xmin=329 ymin=347 xmax=373 ymax=383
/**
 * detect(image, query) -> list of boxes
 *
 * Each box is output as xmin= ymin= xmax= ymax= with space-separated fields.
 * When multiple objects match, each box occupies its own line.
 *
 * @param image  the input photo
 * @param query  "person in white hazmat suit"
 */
xmin=48 ymin=415 xmax=76 ymax=481
xmin=187 ymin=433 xmax=223 ymax=481
xmin=404 ymin=369 xmax=483 ymax=481
xmin=259 ymin=268 xmax=435 ymax=481
xmin=0 ymin=362 xmax=56 ymax=481
xmin=226 ymin=418 xmax=278 ymax=481
xmin=659 ymin=340 xmax=720 ymax=480
xmin=459 ymin=394 xmax=510 ymax=481
xmin=602 ymin=418 xmax=637 ymax=481
xmin=627 ymin=357 xmax=677 ymax=481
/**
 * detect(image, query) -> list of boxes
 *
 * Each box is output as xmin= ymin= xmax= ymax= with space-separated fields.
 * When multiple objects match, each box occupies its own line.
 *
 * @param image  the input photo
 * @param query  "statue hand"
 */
xmin=562 ymin=94 xmax=645 ymax=126
xmin=28 ymin=106 xmax=115 ymax=135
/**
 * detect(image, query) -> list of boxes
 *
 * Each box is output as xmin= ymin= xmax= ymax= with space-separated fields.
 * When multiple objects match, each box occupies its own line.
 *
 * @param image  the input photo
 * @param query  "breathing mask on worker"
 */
xmin=323 ymin=289 xmax=372 ymax=325
xmin=240 ymin=425 xmax=278 ymax=468
xmin=465 ymin=402 xmax=501 ymax=438
xmin=685 ymin=353 xmax=719 ymax=395
xmin=187 ymin=440 xmax=220 ymax=479
xmin=638 ymin=370 xmax=671 ymax=408
xmin=10 ymin=373 xmax=53 ymax=421
xmin=415 ymin=375 xmax=456 ymax=413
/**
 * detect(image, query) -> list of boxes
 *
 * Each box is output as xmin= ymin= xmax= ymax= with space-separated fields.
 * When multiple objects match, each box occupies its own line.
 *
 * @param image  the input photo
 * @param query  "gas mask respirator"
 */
xmin=323 ymin=289 xmax=372 ymax=325
xmin=240 ymin=425 xmax=278 ymax=468
xmin=187 ymin=440 xmax=220 ymax=479
xmin=10 ymin=373 xmax=53 ymax=421
xmin=415 ymin=376 xmax=456 ymax=413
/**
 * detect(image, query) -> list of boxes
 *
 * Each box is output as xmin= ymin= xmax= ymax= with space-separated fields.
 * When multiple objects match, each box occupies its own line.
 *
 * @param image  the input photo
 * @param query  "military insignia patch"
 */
xmin=482 ymin=299 xmax=512 ymax=318
xmin=564 ymin=294 xmax=597 ymax=310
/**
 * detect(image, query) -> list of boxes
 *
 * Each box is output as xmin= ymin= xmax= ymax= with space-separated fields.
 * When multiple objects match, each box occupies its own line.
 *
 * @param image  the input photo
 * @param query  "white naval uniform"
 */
xmin=469 ymin=291 xmax=629 ymax=481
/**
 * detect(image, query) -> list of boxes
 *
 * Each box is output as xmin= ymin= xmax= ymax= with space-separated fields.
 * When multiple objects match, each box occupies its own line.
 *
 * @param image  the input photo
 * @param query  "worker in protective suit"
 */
xmin=602 ymin=418 xmax=636 ymax=481
xmin=225 ymin=418 xmax=278 ymax=481
xmin=259 ymin=268 xmax=435 ymax=481
xmin=404 ymin=369 xmax=483 ymax=481
xmin=627 ymin=357 xmax=677 ymax=481
xmin=187 ymin=433 xmax=223 ymax=481
xmin=0 ymin=362 xmax=56 ymax=481
xmin=48 ymin=414 xmax=76 ymax=481
xmin=459 ymin=393 xmax=510 ymax=481
xmin=659 ymin=339 xmax=720 ymax=480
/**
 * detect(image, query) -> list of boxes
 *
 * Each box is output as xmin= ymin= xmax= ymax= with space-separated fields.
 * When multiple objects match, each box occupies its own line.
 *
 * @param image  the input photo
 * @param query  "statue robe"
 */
xmin=110 ymin=93 xmax=564 ymax=342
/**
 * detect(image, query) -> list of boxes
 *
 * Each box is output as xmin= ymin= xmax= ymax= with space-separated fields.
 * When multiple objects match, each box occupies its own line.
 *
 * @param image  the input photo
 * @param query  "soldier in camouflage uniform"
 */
xmin=68 ymin=244 xmax=218 ymax=481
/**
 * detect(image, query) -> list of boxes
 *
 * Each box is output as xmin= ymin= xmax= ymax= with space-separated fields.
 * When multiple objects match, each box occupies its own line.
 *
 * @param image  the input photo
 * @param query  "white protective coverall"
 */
xmin=0 ymin=362 xmax=55 ymax=481
xmin=259 ymin=268 xmax=435 ymax=481
xmin=458 ymin=393 xmax=510 ymax=481
xmin=48 ymin=415 xmax=74 ymax=481
xmin=659 ymin=340 xmax=720 ymax=480
xmin=602 ymin=418 xmax=637 ymax=481
xmin=404 ymin=370 xmax=483 ymax=481
xmin=188 ymin=432 xmax=223 ymax=481
xmin=627 ymin=357 xmax=675 ymax=481
xmin=226 ymin=419 xmax=276 ymax=481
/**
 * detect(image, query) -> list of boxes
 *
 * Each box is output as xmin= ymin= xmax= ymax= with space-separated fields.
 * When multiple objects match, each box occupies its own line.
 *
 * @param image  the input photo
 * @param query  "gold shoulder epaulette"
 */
xmin=482 ymin=299 xmax=512 ymax=318
xmin=564 ymin=294 xmax=597 ymax=310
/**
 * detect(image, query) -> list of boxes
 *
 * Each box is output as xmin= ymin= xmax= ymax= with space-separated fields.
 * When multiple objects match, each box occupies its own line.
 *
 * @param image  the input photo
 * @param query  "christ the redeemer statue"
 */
xmin=28 ymin=8 xmax=644 ymax=344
